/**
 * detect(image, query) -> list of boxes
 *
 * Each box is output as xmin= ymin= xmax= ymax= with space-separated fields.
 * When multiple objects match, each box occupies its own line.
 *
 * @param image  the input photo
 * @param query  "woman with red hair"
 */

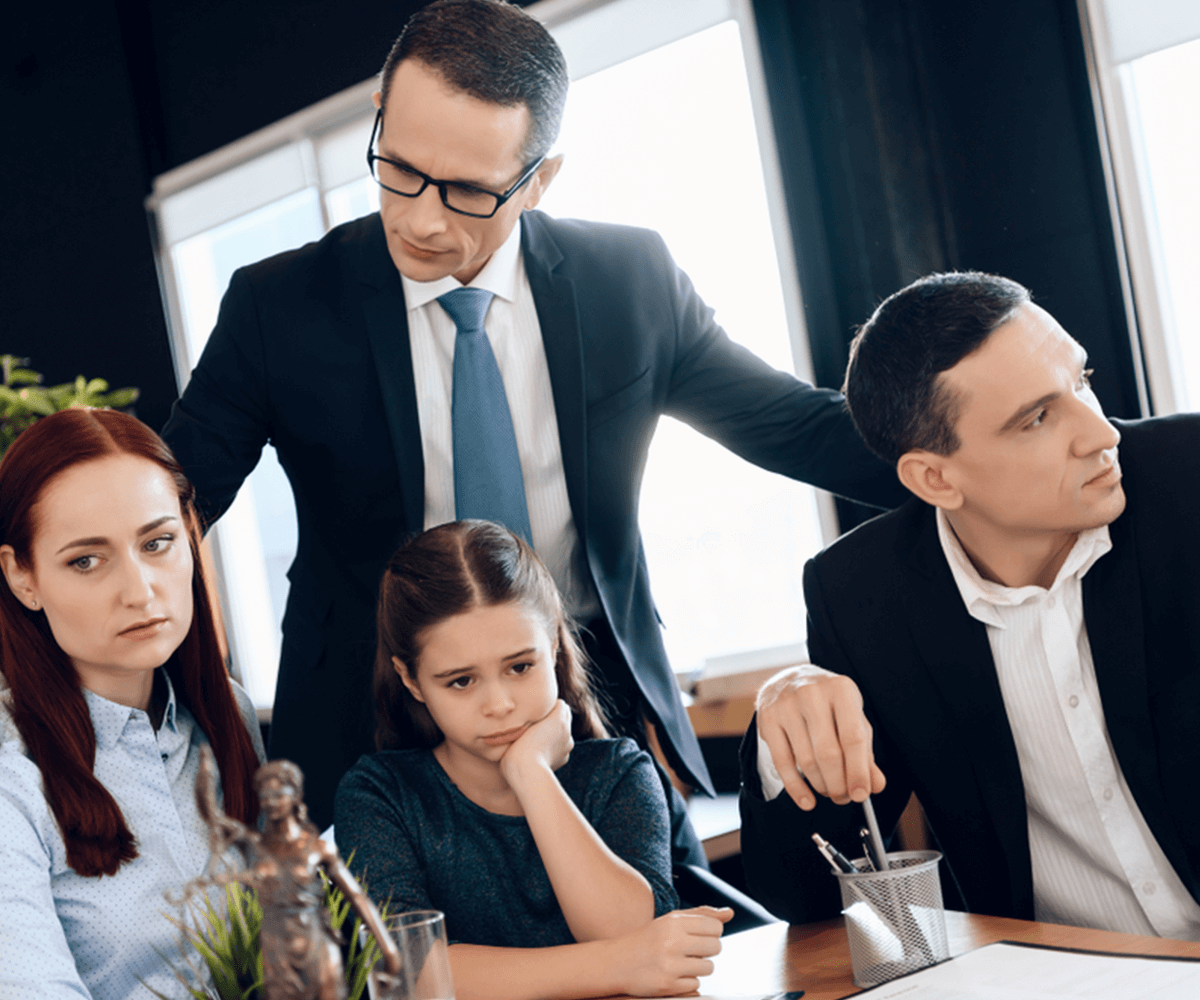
xmin=0 ymin=408 xmax=264 ymax=1000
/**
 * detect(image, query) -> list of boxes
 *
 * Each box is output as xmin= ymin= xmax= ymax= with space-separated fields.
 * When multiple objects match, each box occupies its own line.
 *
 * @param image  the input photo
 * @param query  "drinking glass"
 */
xmin=370 ymin=909 xmax=456 ymax=1000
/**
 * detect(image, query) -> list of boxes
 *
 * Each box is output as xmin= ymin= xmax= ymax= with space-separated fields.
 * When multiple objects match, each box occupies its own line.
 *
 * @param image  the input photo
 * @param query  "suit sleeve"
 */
xmin=161 ymin=267 xmax=272 ymax=529
xmin=738 ymin=557 xmax=916 ymax=924
xmin=656 ymin=246 xmax=907 ymax=511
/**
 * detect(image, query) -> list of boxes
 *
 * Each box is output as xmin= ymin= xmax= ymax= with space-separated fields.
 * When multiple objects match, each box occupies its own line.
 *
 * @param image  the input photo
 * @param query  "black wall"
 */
xmin=4 ymin=1 xmax=430 ymax=432
xmin=6 ymin=0 xmax=1134 ymax=444
xmin=752 ymin=0 xmax=1137 ymax=526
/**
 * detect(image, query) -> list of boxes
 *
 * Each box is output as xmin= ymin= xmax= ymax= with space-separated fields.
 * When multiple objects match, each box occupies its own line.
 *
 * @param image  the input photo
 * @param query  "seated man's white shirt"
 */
xmin=937 ymin=509 xmax=1200 ymax=940
xmin=401 ymin=217 xmax=599 ymax=620
xmin=755 ymin=513 xmax=1200 ymax=940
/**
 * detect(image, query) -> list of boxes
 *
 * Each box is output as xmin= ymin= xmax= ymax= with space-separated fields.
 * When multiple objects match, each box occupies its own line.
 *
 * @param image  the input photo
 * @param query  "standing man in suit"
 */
xmin=162 ymin=0 xmax=904 ymax=845
xmin=740 ymin=271 xmax=1200 ymax=937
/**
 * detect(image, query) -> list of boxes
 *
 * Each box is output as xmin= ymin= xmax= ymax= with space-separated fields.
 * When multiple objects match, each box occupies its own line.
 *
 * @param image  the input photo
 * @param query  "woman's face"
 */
xmin=0 ymin=454 xmax=194 ymax=704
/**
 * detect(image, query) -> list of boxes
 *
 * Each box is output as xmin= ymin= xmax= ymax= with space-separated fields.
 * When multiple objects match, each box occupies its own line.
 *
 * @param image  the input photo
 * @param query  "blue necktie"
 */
xmin=439 ymin=287 xmax=533 ymax=543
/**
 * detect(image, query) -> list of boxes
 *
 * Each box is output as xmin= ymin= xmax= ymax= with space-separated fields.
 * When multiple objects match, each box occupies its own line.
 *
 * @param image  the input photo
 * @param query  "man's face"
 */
xmin=935 ymin=303 xmax=1125 ymax=542
xmin=373 ymin=60 xmax=556 ymax=285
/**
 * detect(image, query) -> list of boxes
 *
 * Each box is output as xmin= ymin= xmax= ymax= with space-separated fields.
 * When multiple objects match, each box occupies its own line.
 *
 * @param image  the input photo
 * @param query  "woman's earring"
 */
xmin=29 ymin=599 xmax=38 ymax=610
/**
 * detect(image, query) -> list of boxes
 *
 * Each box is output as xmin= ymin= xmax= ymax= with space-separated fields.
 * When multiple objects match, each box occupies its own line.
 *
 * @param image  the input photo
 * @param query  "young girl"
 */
xmin=0 ymin=408 xmax=265 ymax=1000
xmin=334 ymin=520 xmax=731 ymax=1000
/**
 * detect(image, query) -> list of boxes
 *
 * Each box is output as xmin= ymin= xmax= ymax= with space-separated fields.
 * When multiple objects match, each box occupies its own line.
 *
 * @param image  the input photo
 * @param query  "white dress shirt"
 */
xmin=756 ymin=514 xmax=1200 ymax=939
xmin=400 ymin=217 xmax=599 ymax=621
xmin=936 ymin=510 xmax=1200 ymax=939
xmin=0 ymin=672 xmax=267 ymax=999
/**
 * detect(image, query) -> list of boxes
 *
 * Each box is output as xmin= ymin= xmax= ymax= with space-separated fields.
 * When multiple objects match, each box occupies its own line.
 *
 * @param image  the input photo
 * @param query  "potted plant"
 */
xmin=0 ymin=355 xmax=140 ymax=459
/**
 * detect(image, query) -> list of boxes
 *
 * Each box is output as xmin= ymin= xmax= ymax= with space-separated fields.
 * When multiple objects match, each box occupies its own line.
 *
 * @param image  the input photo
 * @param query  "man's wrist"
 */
xmin=755 ymin=729 xmax=787 ymax=802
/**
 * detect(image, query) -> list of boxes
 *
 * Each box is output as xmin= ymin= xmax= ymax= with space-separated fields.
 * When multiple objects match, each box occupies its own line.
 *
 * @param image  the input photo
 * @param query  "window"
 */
xmin=148 ymin=0 xmax=827 ymax=708
xmin=1079 ymin=0 xmax=1200 ymax=415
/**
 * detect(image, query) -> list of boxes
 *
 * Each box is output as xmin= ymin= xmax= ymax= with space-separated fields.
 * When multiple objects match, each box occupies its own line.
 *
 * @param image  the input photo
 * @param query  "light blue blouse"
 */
xmin=0 ymin=671 xmax=265 ymax=1000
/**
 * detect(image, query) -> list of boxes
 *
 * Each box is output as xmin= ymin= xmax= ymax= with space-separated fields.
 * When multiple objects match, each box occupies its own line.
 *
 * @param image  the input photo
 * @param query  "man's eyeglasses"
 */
xmin=366 ymin=109 xmax=546 ymax=219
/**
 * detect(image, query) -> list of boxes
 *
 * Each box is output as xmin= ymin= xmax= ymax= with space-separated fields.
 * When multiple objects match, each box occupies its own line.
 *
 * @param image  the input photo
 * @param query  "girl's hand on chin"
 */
xmin=500 ymin=699 xmax=574 ymax=777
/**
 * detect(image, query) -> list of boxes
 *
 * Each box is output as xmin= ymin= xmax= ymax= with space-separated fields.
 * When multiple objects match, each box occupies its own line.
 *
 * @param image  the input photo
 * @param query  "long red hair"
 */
xmin=0 ymin=408 xmax=260 ymax=876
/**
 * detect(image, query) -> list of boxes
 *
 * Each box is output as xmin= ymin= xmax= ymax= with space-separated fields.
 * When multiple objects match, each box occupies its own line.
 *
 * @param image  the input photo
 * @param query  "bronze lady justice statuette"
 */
xmin=190 ymin=748 xmax=404 ymax=1000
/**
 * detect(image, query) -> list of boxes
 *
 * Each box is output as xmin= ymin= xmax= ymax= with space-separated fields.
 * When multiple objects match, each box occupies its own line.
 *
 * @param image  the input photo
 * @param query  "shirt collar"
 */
xmin=400 ymin=214 xmax=524 ymax=311
xmin=84 ymin=669 xmax=179 ymax=750
xmin=935 ymin=508 xmax=1112 ymax=629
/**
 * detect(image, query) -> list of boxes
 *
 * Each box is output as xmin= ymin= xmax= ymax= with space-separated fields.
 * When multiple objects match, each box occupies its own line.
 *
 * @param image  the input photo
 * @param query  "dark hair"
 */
xmin=373 ymin=520 xmax=607 ymax=750
xmin=844 ymin=271 xmax=1032 ymax=465
xmin=379 ymin=0 xmax=569 ymax=162
xmin=0 ymin=409 xmax=260 ymax=877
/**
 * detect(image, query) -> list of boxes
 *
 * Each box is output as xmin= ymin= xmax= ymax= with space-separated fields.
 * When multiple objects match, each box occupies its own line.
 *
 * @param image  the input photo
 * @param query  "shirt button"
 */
xmin=1103 ymin=787 xmax=1114 ymax=801
xmin=1047 ymin=595 xmax=1057 ymax=609
xmin=1143 ymin=882 xmax=1157 ymax=895
xmin=1068 ymin=695 xmax=1080 ymax=708
xmin=161 ymin=753 xmax=169 ymax=762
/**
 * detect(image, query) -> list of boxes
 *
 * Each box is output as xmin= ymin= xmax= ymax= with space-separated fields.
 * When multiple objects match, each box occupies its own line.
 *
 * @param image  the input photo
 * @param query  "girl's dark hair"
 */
xmin=373 ymin=520 xmax=607 ymax=750
xmin=0 ymin=408 xmax=260 ymax=876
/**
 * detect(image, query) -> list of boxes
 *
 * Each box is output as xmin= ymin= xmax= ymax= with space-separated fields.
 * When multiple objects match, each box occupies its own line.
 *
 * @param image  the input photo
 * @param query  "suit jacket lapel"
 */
xmin=900 ymin=507 xmax=1034 ymax=910
xmin=355 ymin=215 xmax=425 ymax=532
xmin=521 ymin=212 xmax=589 ymax=544
xmin=1083 ymin=510 xmax=1190 ymax=879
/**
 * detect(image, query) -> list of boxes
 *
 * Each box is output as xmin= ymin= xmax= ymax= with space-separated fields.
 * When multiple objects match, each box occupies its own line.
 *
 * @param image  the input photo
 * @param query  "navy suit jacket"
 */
xmin=740 ymin=415 xmax=1200 ymax=925
xmin=163 ymin=210 xmax=904 ymax=827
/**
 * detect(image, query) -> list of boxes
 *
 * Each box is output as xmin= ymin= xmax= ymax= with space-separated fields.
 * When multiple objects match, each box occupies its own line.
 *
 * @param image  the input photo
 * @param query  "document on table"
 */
xmin=856 ymin=940 xmax=1200 ymax=999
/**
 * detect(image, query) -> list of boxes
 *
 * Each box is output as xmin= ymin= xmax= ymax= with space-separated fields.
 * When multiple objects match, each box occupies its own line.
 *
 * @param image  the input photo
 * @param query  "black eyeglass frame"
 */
xmin=365 ymin=109 xmax=546 ymax=219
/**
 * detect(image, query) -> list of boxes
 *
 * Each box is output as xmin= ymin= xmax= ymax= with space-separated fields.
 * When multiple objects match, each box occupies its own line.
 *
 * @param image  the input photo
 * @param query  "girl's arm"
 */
xmin=448 ymin=905 xmax=733 ymax=1000
xmin=500 ymin=701 xmax=658 ymax=941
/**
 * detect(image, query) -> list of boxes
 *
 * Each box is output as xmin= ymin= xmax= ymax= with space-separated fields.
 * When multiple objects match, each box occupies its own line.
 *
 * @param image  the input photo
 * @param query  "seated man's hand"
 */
xmin=756 ymin=665 xmax=885 ymax=811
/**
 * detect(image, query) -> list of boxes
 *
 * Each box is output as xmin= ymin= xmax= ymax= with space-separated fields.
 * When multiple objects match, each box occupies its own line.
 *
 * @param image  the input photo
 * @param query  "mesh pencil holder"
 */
xmin=835 ymin=849 xmax=949 ymax=987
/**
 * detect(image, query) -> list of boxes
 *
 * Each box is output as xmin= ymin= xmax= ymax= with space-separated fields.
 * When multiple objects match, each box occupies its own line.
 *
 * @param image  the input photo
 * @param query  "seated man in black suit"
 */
xmin=739 ymin=272 xmax=1200 ymax=939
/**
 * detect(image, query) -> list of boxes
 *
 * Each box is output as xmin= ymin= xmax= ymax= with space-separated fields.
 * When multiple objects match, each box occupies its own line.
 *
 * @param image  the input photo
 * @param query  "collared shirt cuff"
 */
xmin=756 ymin=730 xmax=787 ymax=802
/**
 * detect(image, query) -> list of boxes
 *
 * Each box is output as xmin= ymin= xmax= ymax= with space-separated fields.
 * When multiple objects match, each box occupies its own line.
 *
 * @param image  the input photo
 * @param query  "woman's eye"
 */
xmin=1077 ymin=368 xmax=1095 ymax=391
xmin=510 ymin=661 xmax=533 ymax=675
xmin=1024 ymin=409 xmax=1047 ymax=430
xmin=69 ymin=555 xmax=99 ymax=572
xmin=447 ymin=676 xmax=472 ymax=690
xmin=145 ymin=534 xmax=175 ymax=553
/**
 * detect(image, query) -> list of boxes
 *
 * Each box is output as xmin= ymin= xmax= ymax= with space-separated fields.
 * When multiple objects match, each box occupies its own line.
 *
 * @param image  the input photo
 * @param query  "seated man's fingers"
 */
xmin=762 ymin=715 xmax=821 ymax=810
xmin=800 ymin=696 xmax=852 ymax=804
xmin=870 ymin=761 xmax=887 ymax=794
xmin=829 ymin=687 xmax=875 ymax=802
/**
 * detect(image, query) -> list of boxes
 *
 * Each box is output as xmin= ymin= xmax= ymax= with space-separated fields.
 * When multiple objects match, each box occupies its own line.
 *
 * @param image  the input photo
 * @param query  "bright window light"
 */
xmin=539 ymin=19 xmax=823 ymax=675
xmin=1123 ymin=37 xmax=1200 ymax=411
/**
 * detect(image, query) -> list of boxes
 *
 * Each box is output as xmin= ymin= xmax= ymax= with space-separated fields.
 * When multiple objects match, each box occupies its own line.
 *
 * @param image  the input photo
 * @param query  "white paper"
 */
xmin=859 ymin=941 xmax=1200 ymax=999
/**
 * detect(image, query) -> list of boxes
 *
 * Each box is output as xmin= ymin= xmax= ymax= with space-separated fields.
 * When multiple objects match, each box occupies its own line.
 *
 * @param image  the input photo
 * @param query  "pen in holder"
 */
xmin=834 ymin=849 xmax=949 ymax=987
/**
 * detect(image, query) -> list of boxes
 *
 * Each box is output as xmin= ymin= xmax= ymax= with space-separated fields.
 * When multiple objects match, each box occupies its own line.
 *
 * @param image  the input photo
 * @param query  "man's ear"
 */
xmin=392 ymin=655 xmax=426 ymax=704
xmin=896 ymin=451 xmax=964 ymax=510
xmin=520 ymin=154 xmax=564 ymax=210
xmin=371 ymin=90 xmax=382 ymax=110
xmin=0 ymin=546 xmax=38 ymax=610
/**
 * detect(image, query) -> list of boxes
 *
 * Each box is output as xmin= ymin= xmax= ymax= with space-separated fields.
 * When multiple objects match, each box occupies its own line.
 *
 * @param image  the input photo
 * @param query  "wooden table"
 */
xmin=699 ymin=911 xmax=1200 ymax=999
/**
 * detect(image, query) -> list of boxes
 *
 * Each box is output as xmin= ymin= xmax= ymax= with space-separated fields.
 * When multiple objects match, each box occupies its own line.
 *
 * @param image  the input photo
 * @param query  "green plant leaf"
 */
xmin=7 ymin=368 xmax=42 ymax=387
